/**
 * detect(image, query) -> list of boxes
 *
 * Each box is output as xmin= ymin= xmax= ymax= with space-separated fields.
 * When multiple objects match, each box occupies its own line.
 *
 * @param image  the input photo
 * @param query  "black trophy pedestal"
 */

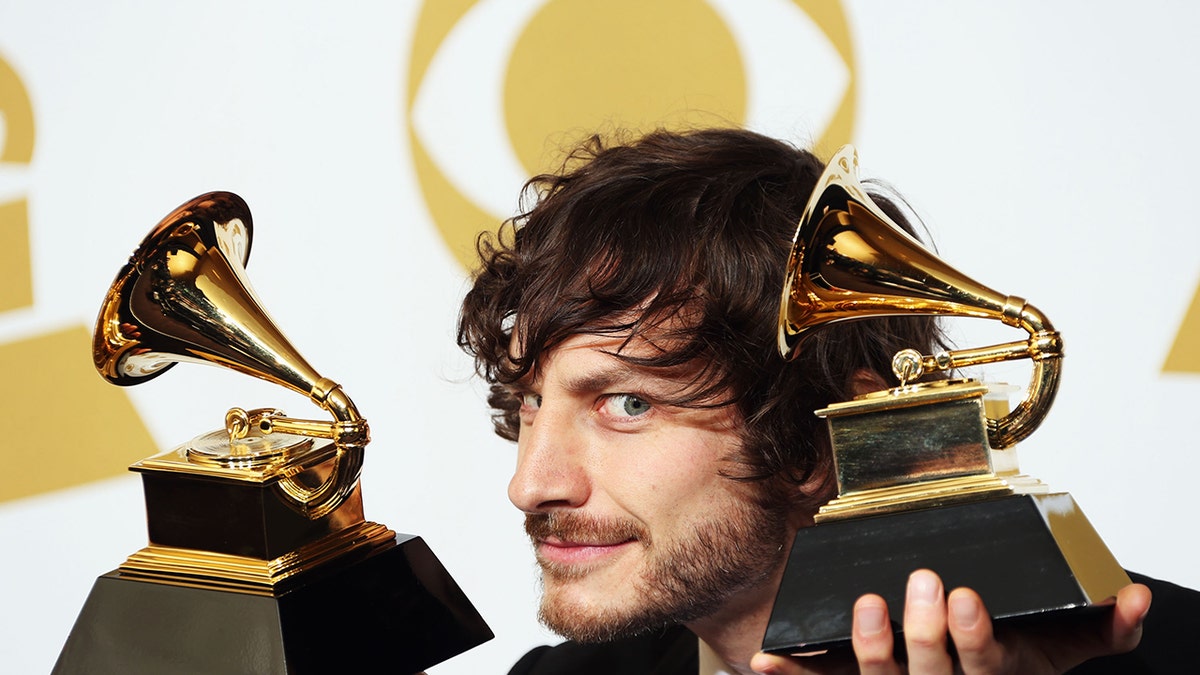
xmin=762 ymin=493 xmax=1129 ymax=654
xmin=53 ymin=533 xmax=493 ymax=674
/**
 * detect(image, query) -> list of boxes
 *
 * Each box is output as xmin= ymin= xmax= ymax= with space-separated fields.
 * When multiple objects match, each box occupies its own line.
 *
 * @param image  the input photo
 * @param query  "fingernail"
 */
xmin=949 ymin=593 xmax=980 ymax=629
xmin=857 ymin=603 xmax=887 ymax=635
xmin=907 ymin=570 xmax=941 ymax=606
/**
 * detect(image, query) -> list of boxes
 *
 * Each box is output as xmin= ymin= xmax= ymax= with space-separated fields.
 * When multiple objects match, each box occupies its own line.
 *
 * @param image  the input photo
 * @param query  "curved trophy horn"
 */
xmin=778 ymin=146 xmax=1063 ymax=449
xmin=94 ymin=191 xmax=367 ymax=519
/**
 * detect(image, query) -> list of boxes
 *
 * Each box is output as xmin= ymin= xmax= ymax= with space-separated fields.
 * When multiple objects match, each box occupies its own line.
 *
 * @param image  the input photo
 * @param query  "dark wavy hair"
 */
xmin=458 ymin=128 xmax=946 ymax=510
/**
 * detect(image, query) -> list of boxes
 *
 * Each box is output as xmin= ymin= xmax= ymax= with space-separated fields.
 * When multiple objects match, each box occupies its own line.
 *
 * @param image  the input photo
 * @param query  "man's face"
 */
xmin=507 ymin=332 xmax=791 ymax=642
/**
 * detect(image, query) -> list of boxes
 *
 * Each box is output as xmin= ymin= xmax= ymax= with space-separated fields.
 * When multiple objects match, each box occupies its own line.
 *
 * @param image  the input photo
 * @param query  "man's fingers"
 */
xmin=851 ymin=594 xmax=902 ymax=675
xmin=1018 ymin=582 xmax=1151 ymax=672
xmin=748 ymin=651 xmax=857 ymax=675
xmin=946 ymin=587 xmax=1005 ymax=672
xmin=748 ymin=652 xmax=803 ymax=674
xmin=754 ymin=578 xmax=1152 ymax=675
xmin=903 ymin=569 xmax=953 ymax=673
xmin=1106 ymin=583 xmax=1151 ymax=654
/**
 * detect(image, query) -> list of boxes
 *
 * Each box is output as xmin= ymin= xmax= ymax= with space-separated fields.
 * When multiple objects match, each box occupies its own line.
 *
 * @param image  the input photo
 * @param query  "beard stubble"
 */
xmin=525 ymin=487 xmax=790 ymax=643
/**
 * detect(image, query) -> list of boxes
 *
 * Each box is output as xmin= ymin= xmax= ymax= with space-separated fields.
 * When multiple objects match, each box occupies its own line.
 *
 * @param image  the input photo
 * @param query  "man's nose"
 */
xmin=507 ymin=402 xmax=590 ymax=513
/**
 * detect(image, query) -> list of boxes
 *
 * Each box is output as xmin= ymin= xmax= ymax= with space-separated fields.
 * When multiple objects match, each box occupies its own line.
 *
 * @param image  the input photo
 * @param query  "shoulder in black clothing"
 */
xmin=506 ymin=625 xmax=697 ymax=675
xmin=507 ymin=573 xmax=1199 ymax=674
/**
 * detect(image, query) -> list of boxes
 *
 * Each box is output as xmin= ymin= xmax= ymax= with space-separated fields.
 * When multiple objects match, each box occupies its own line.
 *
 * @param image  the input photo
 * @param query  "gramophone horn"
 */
xmin=93 ymin=191 xmax=365 ymax=519
xmin=778 ymin=146 xmax=1063 ymax=448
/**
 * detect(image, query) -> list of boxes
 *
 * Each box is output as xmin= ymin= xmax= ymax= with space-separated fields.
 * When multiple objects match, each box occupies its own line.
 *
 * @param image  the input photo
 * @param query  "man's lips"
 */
xmin=535 ymin=535 xmax=638 ymax=566
xmin=525 ymin=512 xmax=647 ymax=569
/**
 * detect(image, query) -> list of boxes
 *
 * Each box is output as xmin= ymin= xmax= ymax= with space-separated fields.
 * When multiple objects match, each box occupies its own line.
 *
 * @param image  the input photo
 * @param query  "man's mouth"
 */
xmin=526 ymin=513 xmax=647 ymax=571
xmin=535 ymin=535 xmax=638 ymax=567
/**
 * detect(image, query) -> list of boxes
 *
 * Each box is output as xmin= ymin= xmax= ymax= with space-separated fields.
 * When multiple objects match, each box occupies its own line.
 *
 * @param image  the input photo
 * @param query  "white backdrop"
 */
xmin=1 ymin=2 xmax=1198 ymax=673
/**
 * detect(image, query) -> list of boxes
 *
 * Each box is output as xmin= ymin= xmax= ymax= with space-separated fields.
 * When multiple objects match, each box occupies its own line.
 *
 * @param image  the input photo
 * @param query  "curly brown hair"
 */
xmin=458 ymin=128 xmax=945 ymax=510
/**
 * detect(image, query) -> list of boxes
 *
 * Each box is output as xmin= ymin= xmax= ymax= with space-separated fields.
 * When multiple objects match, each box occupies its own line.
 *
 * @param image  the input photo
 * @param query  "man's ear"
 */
xmin=784 ymin=369 xmax=892 ymax=530
xmin=848 ymin=368 xmax=890 ymax=396
xmin=786 ymin=471 xmax=835 ymax=529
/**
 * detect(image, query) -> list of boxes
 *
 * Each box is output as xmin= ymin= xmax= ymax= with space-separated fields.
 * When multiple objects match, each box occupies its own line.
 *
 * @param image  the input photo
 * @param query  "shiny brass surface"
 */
xmin=765 ymin=149 xmax=1125 ymax=654
xmin=1036 ymin=493 xmax=1132 ymax=602
xmin=118 ymin=521 xmax=397 ymax=595
xmin=778 ymin=146 xmax=1062 ymax=449
xmin=822 ymin=378 xmax=987 ymax=416
xmin=138 ymin=445 xmax=371 ymax=560
xmin=183 ymin=430 xmax=310 ymax=469
xmin=136 ymin=433 xmax=330 ymax=482
xmin=67 ymin=193 xmax=494 ymax=672
xmin=814 ymin=473 xmax=1047 ymax=523
xmin=811 ymin=379 xmax=1053 ymax=521
xmin=92 ymin=192 xmax=366 ymax=519
xmin=819 ymin=381 xmax=993 ymax=495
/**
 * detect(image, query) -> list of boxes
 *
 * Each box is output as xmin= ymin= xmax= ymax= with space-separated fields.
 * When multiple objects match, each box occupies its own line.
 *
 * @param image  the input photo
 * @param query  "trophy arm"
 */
xmin=987 ymin=347 xmax=1061 ymax=448
xmin=903 ymin=302 xmax=1063 ymax=450
xmin=222 ymin=378 xmax=370 ymax=520
xmin=265 ymin=379 xmax=370 ymax=520
xmin=987 ymin=303 xmax=1063 ymax=449
xmin=281 ymin=380 xmax=368 ymax=519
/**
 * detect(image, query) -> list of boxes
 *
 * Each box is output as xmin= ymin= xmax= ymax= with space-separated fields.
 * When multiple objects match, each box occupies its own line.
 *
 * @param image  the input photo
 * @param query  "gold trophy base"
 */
xmin=53 ymin=532 xmax=493 ymax=674
xmin=762 ymin=493 xmax=1130 ymax=654
xmin=54 ymin=438 xmax=492 ymax=673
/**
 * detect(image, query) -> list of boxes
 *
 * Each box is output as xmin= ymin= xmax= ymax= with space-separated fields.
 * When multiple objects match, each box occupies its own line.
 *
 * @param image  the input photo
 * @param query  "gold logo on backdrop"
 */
xmin=406 ymin=0 xmax=858 ymax=269
xmin=1164 ymin=285 xmax=1200 ymax=373
xmin=0 ymin=54 xmax=157 ymax=504
xmin=1 ymin=55 xmax=34 ymax=313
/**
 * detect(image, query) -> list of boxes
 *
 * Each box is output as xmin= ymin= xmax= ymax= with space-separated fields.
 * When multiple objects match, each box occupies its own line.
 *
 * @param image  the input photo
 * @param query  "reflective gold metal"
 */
xmin=810 ymin=379 xmax=1053 ymax=522
xmin=93 ymin=192 xmax=365 ymax=519
xmin=137 ymin=432 xmax=327 ymax=480
xmin=119 ymin=521 xmax=397 ymax=595
xmin=763 ymin=146 xmax=1127 ymax=655
xmin=777 ymin=145 xmax=1069 ymax=517
xmin=778 ymin=146 xmax=1063 ymax=450
xmin=59 ymin=192 xmax=493 ymax=674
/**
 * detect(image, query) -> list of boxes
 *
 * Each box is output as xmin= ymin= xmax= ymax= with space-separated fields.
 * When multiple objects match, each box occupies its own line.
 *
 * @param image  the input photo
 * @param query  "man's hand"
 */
xmin=748 ymin=569 xmax=1151 ymax=675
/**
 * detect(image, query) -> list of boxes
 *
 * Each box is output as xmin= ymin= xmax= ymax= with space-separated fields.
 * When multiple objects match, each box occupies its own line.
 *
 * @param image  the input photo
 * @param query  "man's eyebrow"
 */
xmin=509 ymin=347 xmax=702 ymax=396
xmin=505 ymin=356 xmax=643 ymax=396
xmin=560 ymin=367 xmax=636 ymax=395
xmin=560 ymin=360 xmax=691 ymax=397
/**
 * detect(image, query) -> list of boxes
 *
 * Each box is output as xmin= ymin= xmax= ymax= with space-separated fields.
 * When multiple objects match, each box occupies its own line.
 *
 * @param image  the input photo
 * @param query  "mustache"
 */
xmin=525 ymin=512 xmax=649 ymax=546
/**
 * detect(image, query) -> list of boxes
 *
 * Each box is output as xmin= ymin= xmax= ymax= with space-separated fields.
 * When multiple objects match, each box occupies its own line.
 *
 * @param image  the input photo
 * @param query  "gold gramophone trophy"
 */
xmin=762 ymin=147 xmax=1129 ymax=653
xmin=54 ymin=192 xmax=492 ymax=674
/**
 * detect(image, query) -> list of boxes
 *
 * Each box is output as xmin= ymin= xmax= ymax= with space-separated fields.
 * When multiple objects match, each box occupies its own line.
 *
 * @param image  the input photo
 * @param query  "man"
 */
xmin=458 ymin=128 xmax=1186 ymax=673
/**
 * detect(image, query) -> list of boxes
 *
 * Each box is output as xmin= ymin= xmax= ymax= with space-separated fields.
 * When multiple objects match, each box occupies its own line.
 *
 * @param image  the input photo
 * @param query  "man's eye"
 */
xmin=520 ymin=393 xmax=542 ymax=410
xmin=602 ymin=394 xmax=652 ymax=418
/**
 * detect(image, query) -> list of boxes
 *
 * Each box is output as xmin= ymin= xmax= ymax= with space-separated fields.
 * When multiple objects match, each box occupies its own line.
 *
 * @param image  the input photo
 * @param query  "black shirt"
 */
xmin=509 ymin=573 xmax=1197 ymax=674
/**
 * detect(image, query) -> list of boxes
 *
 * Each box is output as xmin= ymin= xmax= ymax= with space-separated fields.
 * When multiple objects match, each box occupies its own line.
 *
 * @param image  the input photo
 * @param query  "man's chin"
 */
xmin=538 ymin=592 xmax=673 ymax=644
xmin=536 ymin=567 xmax=701 ymax=643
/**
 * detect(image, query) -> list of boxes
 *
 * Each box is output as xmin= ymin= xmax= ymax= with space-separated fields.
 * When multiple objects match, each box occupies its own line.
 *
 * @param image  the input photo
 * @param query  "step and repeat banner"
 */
xmin=2 ymin=1 xmax=1199 ymax=672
